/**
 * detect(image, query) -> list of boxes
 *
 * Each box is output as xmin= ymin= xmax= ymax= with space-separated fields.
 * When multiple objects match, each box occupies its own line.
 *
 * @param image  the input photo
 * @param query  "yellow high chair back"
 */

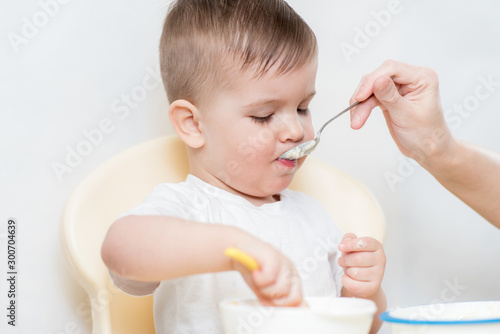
xmin=60 ymin=135 xmax=385 ymax=334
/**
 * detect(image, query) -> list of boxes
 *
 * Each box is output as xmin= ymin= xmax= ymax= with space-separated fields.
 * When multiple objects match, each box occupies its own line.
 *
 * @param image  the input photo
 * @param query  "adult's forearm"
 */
xmin=422 ymin=139 xmax=500 ymax=228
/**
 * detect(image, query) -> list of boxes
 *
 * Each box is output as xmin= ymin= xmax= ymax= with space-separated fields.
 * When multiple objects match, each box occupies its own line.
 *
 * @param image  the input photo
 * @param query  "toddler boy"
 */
xmin=102 ymin=0 xmax=386 ymax=333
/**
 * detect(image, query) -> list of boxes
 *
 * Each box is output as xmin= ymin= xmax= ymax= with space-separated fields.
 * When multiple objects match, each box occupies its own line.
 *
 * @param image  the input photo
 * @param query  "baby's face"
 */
xmin=195 ymin=57 xmax=317 ymax=205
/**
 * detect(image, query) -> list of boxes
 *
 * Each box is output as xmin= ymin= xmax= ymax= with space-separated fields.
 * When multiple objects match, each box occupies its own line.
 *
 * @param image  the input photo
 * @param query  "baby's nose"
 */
xmin=278 ymin=113 xmax=305 ymax=143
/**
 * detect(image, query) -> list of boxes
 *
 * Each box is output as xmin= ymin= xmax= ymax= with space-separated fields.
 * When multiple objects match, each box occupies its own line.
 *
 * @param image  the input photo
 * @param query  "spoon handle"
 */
xmin=317 ymin=100 xmax=362 ymax=135
xmin=225 ymin=247 xmax=259 ymax=271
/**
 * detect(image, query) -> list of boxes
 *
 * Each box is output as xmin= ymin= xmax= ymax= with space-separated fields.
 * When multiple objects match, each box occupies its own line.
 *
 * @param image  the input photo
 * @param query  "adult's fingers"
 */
xmin=372 ymin=75 xmax=411 ymax=113
xmin=349 ymin=60 xmax=430 ymax=129
xmin=352 ymin=60 xmax=429 ymax=103
xmin=350 ymin=95 xmax=379 ymax=130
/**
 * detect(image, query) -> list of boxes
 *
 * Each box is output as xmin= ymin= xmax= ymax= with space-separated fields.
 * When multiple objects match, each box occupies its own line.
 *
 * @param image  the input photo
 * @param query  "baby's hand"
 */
xmin=338 ymin=233 xmax=386 ymax=298
xmin=231 ymin=241 xmax=303 ymax=307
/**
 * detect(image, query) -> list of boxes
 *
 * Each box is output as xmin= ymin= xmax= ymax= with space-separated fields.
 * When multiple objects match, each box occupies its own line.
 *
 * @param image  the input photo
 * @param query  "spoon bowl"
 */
xmin=279 ymin=100 xmax=362 ymax=160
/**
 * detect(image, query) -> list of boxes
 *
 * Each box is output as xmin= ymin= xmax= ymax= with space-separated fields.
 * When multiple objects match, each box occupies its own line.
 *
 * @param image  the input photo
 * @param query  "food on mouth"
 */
xmin=280 ymin=139 xmax=317 ymax=160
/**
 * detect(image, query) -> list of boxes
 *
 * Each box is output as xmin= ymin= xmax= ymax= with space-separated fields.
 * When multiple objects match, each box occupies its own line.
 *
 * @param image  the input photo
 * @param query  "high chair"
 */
xmin=60 ymin=135 xmax=385 ymax=334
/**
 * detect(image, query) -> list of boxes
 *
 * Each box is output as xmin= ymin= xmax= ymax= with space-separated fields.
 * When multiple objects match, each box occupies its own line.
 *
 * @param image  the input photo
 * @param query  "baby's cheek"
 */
xmin=305 ymin=127 xmax=315 ymax=141
xmin=302 ymin=117 xmax=314 ymax=140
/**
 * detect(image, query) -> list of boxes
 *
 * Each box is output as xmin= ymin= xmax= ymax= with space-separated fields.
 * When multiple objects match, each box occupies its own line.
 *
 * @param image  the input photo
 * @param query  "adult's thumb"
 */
xmin=373 ymin=76 xmax=408 ymax=111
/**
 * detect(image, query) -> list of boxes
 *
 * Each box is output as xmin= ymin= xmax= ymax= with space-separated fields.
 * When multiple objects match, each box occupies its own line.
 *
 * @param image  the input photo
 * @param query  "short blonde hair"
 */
xmin=159 ymin=0 xmax=317 ymax=105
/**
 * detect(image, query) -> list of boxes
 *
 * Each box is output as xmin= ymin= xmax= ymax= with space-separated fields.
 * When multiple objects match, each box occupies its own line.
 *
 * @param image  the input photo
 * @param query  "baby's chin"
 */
xmin=228 ymin=162 xmax=305 ymax=202
xmin=243 ymin=178 xmax=294 ymax=200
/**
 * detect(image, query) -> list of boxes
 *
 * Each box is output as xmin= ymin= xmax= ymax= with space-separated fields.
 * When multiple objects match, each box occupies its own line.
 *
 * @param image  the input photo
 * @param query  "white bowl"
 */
xmin=380 ymin=301 xmax=500 ymax=334
xmin=219 ymin=297 xmax=376 ymax=334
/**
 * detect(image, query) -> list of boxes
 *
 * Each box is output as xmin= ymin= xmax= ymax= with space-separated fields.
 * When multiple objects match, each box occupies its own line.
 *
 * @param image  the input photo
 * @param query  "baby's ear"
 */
xmin=168 ymin=99 xmax=204 ymax=148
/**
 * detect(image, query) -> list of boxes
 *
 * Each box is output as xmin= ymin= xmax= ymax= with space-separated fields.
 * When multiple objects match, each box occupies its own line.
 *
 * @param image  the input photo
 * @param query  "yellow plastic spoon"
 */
xmin=224 ymin=247 xmax=259 ymax=271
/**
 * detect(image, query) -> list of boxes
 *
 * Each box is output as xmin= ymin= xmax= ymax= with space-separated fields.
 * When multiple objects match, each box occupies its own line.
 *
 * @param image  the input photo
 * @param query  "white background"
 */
xmin=1 ymin=0 xmax=500 ymax=333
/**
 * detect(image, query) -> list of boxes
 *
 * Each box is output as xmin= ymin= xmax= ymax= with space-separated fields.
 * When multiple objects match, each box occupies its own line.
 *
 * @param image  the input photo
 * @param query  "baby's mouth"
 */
xmin=276 ymin=158 xmax=297 ymax=168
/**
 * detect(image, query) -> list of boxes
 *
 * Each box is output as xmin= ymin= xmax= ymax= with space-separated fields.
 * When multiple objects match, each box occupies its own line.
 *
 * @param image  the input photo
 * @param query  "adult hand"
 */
xmin=349 ymin=60 xmax=500 ymax=229
xmin=349 ymin=60 xmax=455 ymax=166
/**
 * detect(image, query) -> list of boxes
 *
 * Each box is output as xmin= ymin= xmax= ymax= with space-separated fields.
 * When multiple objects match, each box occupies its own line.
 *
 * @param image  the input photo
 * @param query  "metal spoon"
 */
xmin=279 ymin=100 xmax=363 ymax=160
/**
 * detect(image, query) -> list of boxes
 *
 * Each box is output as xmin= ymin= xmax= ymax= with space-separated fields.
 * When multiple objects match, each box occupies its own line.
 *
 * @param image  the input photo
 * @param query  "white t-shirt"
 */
xmin=111 ymin=174 xmax=344 ymax=334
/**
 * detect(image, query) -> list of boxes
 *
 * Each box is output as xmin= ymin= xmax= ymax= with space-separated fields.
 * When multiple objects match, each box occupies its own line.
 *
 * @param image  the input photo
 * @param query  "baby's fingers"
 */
xmin=267 ymin=287 xmax=303 ymax=307
xmin=256 ymin=273 xmax=290 ymax=300
xmin=257 ymin=280 xmax=303 ymax=307
xmin=345 ymin=266 xmax=382 ymax=282
xmin=338 ymin=250 xmax=378 ymax=268
xmin=253 ymin=267 xmax=302 ymax=307
xmin=339 ymin=236 xmax=381 ymax=253
xmin=342 ymin=273 xmax=381 ymax=298
xmin=340 ymin=232 xmax=357 ymax=243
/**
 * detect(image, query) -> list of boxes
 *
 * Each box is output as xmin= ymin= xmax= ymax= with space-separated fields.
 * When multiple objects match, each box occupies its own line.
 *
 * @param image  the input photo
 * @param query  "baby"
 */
xmin=101 ymin=0 xmax=386 ymax=333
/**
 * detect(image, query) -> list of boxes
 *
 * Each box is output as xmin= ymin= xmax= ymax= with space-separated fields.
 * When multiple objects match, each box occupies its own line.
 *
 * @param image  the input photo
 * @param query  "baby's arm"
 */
xmin=337 ymin=233 xmax=387 ymax=334
xmin=101 ymin=215 xmax=303 ymax=306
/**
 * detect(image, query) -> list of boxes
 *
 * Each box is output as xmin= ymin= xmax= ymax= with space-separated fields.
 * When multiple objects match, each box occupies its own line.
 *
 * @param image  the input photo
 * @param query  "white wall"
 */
xmin=1 ymin=0 xmax=499 ymax=333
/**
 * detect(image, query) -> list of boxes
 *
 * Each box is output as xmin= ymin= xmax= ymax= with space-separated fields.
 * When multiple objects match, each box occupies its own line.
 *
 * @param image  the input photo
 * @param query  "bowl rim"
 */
xmin=219 ymin=296 xmax=377 ymax=316
xmin=380 ymin=301 xmax=500 ymax=325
